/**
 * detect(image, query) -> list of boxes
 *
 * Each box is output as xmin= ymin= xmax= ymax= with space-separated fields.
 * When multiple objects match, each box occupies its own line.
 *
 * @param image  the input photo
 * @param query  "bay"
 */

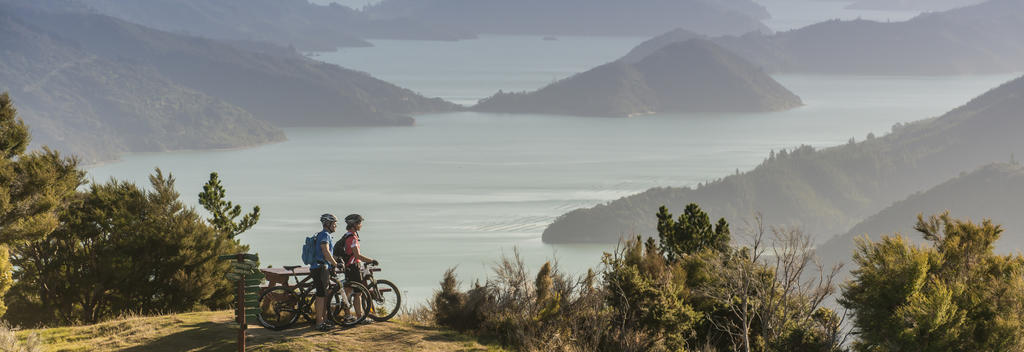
xmin=87 ymin=35 xmax=1018 ymax=307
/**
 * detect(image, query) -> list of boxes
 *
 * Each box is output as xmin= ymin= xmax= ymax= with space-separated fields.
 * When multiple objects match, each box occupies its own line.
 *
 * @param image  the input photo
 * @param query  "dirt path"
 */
xmin=21 ymin=310 xmax=502 ymax=352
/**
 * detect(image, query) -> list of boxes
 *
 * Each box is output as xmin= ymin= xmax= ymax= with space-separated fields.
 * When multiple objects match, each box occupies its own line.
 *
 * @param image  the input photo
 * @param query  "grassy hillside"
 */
xmin=10 ymin=310 xmax=504 ymax=352
xmin=543 ymin=74 xmax=1024 ymax=243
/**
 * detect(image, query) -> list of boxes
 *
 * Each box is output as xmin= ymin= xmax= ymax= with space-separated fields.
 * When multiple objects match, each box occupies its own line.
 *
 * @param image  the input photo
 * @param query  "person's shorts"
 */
xmin=310 ymin=266 xmax=329 ymax=297
xmin=345 ymin=264 xmax=363 ymax=284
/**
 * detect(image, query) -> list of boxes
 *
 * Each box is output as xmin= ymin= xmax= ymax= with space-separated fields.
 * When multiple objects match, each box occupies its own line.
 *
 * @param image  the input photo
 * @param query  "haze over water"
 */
xmin=87 ymin=34 xmax=1016 ymax=305
xmin=86 ymin=4 xmax=1015 ymax=305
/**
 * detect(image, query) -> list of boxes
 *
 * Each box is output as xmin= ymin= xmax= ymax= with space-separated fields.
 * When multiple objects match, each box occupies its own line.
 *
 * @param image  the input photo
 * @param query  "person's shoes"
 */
xmin=315 ymin=322 xmax=334 ymax=331
xmin=342 ymin=315 xmax=358 ymax=325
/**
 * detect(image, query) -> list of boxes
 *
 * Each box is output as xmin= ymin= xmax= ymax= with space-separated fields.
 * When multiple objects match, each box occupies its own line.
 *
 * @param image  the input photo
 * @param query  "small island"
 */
xmin=472 ymin=39 xmax=802 ymax=117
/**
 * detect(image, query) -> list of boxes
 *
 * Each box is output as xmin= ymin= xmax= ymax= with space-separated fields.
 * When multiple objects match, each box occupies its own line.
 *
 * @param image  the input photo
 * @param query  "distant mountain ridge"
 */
xmin=0 ymin=10 xmax=284 ymax=162
xmin=542 ymin=74 xmax=1024 ymax=243
xmin=620 ymin=29 xmax=704 ymax=64
xmin=364 ymin=0 xmax=771 ymax=37
xmin=842 ymin=0 xmax=984 ymax=12
xmin=1 ymin=1 xmax=461 ymax=162
xmin=628 ymin=0 xmax=1024 ymax=75
xmin=16 ymin=4 xmax=460 ymax=125
xmin=815 ymin=162 xmax=1024 ymax=276
xmin=74 ymin=0 xmax=475 ymax=51
xmin=473 ymin=39 xmax=802 ymax=117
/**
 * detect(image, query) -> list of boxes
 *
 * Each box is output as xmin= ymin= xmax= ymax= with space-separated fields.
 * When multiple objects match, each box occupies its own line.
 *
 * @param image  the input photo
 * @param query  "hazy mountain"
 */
xmin=620 ymin=29 xmax=704 ymax=64
xmin=0 ymin=13 xmax=284 ymax=163
xmin=630 ymin=0 xmax=1024 ymax=75
xmin=816 ymin=162 xmax=1024 ymax=271
xmin=542 ymin=74 xmax=1024 ymax=243
xmin=74 ymin=0 xmax=474 ymax=51
xmin=11 ymin=5 xmax=459 ymax=129
xmin=844 ymin=0 xmax=985 ymax=12
xmin=364 ymin=0 xmax=771 ymax=37
xmin=473 ymin=40 xmax=802 ymax=117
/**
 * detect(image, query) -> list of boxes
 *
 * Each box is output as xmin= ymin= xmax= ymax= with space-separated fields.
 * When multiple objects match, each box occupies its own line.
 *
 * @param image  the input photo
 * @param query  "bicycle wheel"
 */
xmin=257 ymin=286 xmax=301 ymax=330
xmin=329 ymin=281 xmax=372 ymax=327
xmin=368 ymin=279 xmax=401 ymax=322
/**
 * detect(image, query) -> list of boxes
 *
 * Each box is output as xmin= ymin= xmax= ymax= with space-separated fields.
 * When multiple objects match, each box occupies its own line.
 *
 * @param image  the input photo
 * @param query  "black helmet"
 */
xmin=345 ymin=214 xmax=364 ymax=226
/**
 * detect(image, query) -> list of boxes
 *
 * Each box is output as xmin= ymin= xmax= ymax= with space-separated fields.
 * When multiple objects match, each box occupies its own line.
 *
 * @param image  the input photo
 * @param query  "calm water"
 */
xmin=87 ymin=35 xmax=1017 ymax=306
xmin=317 ymin=35 xmax=647 ymax=105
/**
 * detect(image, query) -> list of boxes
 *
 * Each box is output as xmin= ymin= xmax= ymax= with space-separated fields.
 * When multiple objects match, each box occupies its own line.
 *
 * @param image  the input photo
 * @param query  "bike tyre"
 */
xmin=368 ymin=279 xmax=401 ymax=322
xmin=329 ymin=281 xmax=372 ymax=327
xmin=257 ymin=286 xmax=301 ymax=330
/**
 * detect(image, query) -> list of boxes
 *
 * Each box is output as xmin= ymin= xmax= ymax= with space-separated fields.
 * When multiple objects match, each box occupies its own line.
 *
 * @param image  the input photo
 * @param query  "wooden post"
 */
xmin=220 ymin=253 xmax=259 ymax=352
xmin=236 ymin=253 xmax=246 ymax=352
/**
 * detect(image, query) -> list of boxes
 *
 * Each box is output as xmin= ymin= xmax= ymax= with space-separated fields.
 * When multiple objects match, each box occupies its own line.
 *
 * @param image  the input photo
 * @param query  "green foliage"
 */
xmin=0 ymin=245 xmax=11 ymax=318
xmin=657 ymin=204 xmax=731 ymax=261
xmin=0 ymin=92 xmax=30 ymax=158
xmin=198 ymin=172 xmax=260 ymax=238
xmin=840 ymin=212 xmax=1024 ymax=352
xmin=6 ymin=169 xmax=246 ymax=326
xmin=433 ymin=268 xmax=472 ymax=330
xmin=533 ymin=262 xmax=561 ymax=322
xmin=433 ymin=205 xmax=846 ymax=352
xmin=0 ymin=92 xmax=81 ymax=319
xmin=432 ymin=253 xmax=609 ymax=351
xmin=0 ymin=92 xmax=82 ymax=245
xmin=603 ymin=236 xmax=701 ymax=351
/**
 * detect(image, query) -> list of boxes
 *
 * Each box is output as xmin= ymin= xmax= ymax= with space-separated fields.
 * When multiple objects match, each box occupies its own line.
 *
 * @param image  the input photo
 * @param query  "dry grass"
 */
xmin=12 ymin=310 xmax=506 ymax=352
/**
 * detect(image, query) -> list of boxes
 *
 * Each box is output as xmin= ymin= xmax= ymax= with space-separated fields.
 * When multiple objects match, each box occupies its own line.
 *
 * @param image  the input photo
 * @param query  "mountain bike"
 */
xmin=362 ymin=262 xmax=402 ymax=322
xmin=257 ymin=265 xmax=372 ymax=330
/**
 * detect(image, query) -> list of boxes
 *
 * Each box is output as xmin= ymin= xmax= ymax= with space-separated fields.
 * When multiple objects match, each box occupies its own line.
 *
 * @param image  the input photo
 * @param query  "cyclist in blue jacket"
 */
xmin=312 ymin=213 xmax=341 ymax=331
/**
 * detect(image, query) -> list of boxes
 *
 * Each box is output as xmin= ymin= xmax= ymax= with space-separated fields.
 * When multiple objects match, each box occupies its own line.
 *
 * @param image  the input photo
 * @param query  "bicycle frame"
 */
xmin=283 ymin=269 xmax=343 ymax=323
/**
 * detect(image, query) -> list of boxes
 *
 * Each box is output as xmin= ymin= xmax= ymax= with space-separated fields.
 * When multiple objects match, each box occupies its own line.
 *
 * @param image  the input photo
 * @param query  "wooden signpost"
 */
xmin=218 ymin=253 xmax=264 ymax=352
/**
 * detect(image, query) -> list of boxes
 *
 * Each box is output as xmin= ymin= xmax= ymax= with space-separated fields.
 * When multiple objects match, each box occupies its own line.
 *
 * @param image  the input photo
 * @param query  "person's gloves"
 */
xmin=370 ymin=259 xmax=380 ymax=266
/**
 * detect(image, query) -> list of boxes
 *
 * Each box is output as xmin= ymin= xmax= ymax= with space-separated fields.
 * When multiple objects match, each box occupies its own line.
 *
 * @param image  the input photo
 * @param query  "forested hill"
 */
xmin=1 ymin=2 xmax=460 ymax=161
xmin=75 ymin=0 xmax=474 ymax=51
xmin=13 ymin=5 xmax=459 ymax=127
xmin=473 ymin=39 xmax=802 ymax=117
xmin=816 ymin=162 xmax=1024 ymax=274
xmin=0 ymin=12 xmax=284 ymax=162
xmin=363 ymin=0 xmax=770 ymax=37
xmin=628 ymin=0 xmax=1024 ymax=75
xmin=542 ymin=74 xmax=1024 ymax=243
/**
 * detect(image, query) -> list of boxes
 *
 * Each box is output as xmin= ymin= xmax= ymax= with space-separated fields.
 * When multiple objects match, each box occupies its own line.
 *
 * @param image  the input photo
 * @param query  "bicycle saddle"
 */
xmin=283 ymin=265 xmax=302 ymax=271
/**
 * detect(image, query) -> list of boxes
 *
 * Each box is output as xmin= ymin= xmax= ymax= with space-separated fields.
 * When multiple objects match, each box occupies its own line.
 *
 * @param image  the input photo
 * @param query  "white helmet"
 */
xmin=320 ymin=213 xmax=338 ymax=224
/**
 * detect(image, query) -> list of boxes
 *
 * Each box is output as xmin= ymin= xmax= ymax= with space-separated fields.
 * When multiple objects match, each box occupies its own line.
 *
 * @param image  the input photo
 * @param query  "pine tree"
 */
xmin=840 ymin=212 xmax=1024 ymax=351
xmin=657 ymin=203 xmax=731 ymax=262
xmin=198 ymin=172 xmax=259 ymax=238
xmin=0 ymin=92 xmax=81 ymax=317
xmin=7 ymin=170 xmax=247 ymax=325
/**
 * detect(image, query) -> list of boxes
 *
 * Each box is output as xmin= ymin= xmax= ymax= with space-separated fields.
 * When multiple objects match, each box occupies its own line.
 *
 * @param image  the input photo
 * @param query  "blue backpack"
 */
xmin=301 ymin=233 xmax=320 ymax=265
